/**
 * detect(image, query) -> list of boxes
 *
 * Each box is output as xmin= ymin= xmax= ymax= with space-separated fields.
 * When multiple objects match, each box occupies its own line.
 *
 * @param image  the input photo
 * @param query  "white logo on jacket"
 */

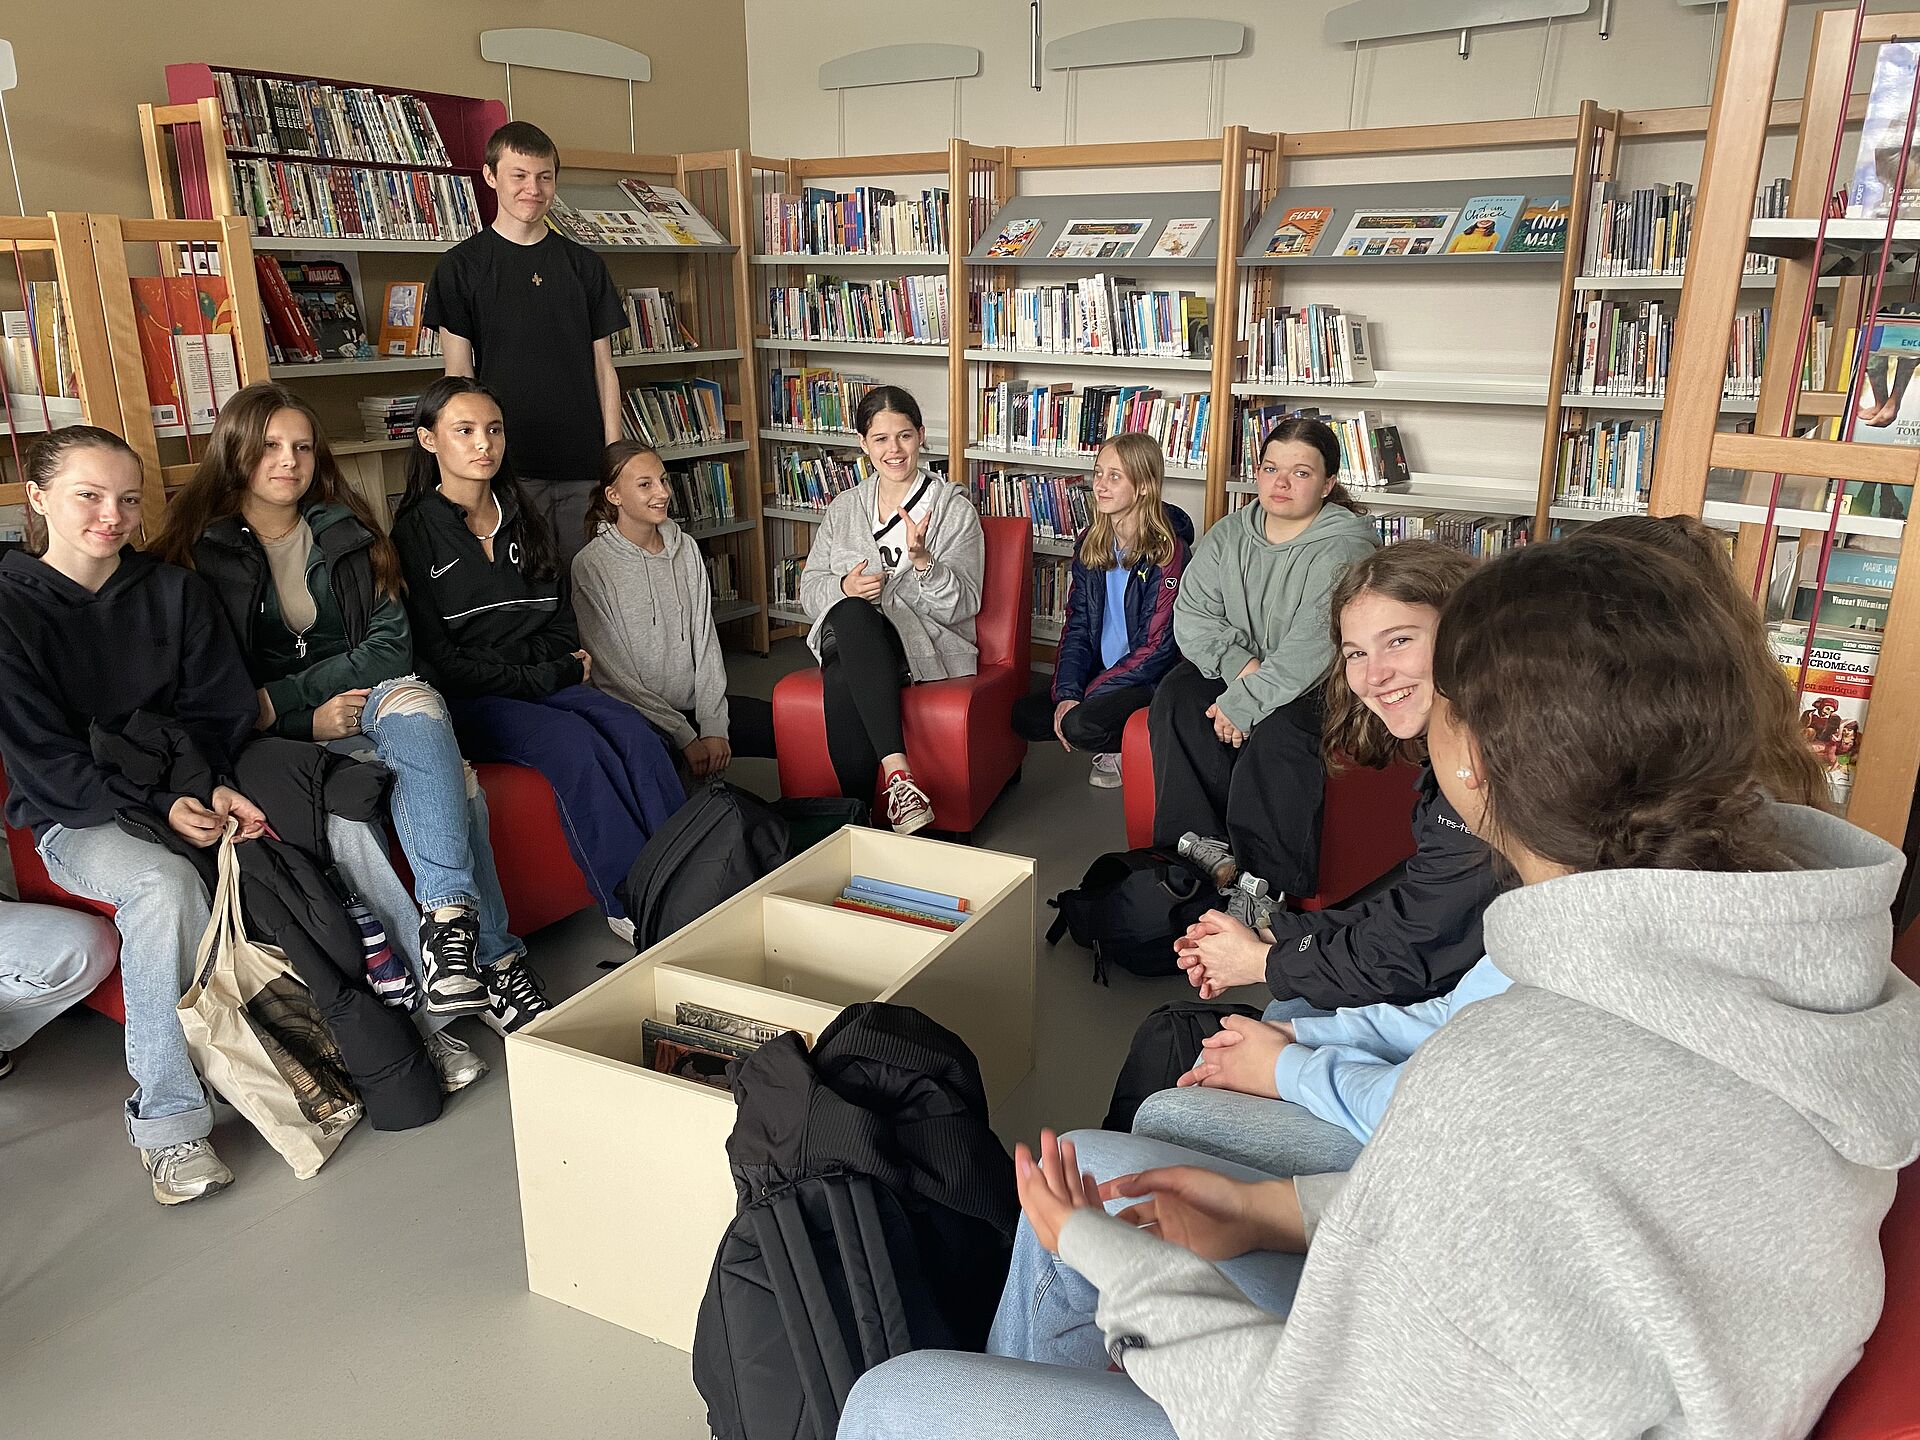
xmin=429 ymin=560 xmax=458 ymax=579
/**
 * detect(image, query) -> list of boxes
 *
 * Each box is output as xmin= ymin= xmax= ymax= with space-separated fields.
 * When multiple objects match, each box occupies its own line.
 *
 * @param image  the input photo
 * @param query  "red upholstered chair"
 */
xmin=772 ymin=515 xmax=1032 ymax=837
xmin=1119 ymin=706 xmax=1419 ymax=911
xmin=1813 ymin=1160 xmax=1920 ymax=1440
xmin=2 ymin=756 xmax=125 ymax=1020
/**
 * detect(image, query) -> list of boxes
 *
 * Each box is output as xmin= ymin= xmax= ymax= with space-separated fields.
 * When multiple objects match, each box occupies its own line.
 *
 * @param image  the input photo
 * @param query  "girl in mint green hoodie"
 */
xmin=1148 ymin=417 xmax=1377 ymax=909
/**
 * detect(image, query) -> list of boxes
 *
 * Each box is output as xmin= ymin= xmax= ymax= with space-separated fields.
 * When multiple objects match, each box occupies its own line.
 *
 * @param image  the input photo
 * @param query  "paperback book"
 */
xmin=1334 ymin=208 xmax=1459 ymax=258
xmin=1149 ymin=217 xmax=1212 ymax=259
xmin=1266 ymin=206 xmax=1333 ymax=257
xmin=378 ymin=281 xmax=426 ymax=357
xmin=1770 ymin=622 xmax=1877 ymax=808
xmin=1445 ymin=196 xmax=1525 ymax=253
xmin=1047 ymin=218 xmax=1151 ymax=260
xmin=615 ymin=180 xmax=728 ymax=245
xmin=985 ymin=217 xmax=1042 ymax=258
xmin=129 ymin=276 xmax=240 ymax=432
xmin=1849 ymin=40 xmax=1920 ymax=219
xmin=1851 ymin=311 xmax=1920 ymax=446
xmin=1505 ymin=196 xmax=1571 ymax=254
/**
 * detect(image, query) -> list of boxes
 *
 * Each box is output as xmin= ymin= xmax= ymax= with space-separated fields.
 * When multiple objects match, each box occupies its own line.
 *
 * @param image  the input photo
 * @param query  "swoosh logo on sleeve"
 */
xmin=429 ymin=560 xmax=458 ymax=579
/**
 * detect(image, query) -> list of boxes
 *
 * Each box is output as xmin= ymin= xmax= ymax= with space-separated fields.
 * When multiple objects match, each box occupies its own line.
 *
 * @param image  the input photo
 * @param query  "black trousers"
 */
xmin=819 ymin=597 xmax=910 ymax=801
xmin=1147 ymin=659 xmax=1326 ymax=898
xmin=1011 ymin=684 xmax=1153 ymax=754
xmin=671 ymin=696 xmax=777 ymax=759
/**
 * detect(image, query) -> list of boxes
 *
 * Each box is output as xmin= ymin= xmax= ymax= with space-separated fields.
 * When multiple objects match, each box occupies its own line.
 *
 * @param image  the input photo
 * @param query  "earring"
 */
xmin=1455 ymin=767 xmax=1474 ymax=781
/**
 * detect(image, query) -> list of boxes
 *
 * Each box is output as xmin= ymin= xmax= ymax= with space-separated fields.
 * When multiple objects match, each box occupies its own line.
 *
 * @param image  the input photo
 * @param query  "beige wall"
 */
xmin=1 ymin=0 xmax=751 ymax=219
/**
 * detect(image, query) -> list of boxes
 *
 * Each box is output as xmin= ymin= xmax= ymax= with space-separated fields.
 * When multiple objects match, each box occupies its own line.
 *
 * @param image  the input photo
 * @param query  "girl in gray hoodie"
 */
xmin=842 ymin=535 xmax=1920 ymax=1440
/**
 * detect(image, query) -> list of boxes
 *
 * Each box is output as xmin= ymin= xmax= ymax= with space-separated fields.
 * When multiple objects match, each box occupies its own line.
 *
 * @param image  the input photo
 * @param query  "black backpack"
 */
xmin=613 ymin=782 xmax=866 ymax=953
xmin=693 ymin=1003 xmax=1016 ymax=1440
xmin=1046 ymin=846 xmax=1212 ymax=983
xmin=1104 ymin=999 xmax=1264 ymax=1131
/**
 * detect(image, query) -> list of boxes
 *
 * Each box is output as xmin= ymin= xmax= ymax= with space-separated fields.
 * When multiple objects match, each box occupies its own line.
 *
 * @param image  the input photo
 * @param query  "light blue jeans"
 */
xmin=343 ymin=675 xmax=523 ymax=969
xmin=0 ymin=901 xmax=120 ymax=1051
xmin=38 ymin=812 xmax=449 ymax=1148
xmin=986 ymin=1128 xmax=1306 ymax=1368
xmin=842 ymin=1351 xmax=1176 ymax=1440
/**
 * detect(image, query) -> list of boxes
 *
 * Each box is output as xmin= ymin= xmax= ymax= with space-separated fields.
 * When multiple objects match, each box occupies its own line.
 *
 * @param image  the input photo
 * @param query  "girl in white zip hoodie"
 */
xmin=572 ymin=440 xmax=775 ymax=781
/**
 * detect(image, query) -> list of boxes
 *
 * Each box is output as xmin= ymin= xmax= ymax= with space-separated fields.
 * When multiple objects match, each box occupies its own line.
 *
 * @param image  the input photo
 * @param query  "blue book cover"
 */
xmin=1445 ymin=195 xmax=1526 ymax=255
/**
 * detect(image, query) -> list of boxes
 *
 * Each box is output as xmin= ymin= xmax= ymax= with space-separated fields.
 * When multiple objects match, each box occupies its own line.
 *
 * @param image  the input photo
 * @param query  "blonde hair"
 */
xmin=1077 ymin=432 xmax=1178 ymax=572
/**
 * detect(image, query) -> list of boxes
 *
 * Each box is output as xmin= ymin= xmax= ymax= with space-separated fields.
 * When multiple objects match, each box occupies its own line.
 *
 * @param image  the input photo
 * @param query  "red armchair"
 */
xmin=1119 ymin=706 xmax=1418 ymax=911
xmin=1813 ymin=1160 xmax=1920 ymax=1440
xmin=773 ymin=515 xmax=1032 ymax=837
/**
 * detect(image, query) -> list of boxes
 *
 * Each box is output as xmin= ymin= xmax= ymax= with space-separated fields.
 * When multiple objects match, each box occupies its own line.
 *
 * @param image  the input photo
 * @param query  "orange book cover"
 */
xmin=130 ymin=276 xmax=238 ymax=432
xmin=378 ymin=280 xmax=426 ymax=356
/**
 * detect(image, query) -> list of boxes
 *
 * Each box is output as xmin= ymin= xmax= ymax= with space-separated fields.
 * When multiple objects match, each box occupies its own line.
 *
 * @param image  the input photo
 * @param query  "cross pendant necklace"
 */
xmin=531 ymin=273 xmax=543 ymax=286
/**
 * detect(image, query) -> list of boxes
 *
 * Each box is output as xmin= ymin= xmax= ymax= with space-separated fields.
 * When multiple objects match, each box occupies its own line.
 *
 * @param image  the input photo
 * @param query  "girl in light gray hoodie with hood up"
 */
xmin=843 ymin=535 xmax=1920 ymax=1440
xmin=572 ymin=440 xmax=777 ymax=783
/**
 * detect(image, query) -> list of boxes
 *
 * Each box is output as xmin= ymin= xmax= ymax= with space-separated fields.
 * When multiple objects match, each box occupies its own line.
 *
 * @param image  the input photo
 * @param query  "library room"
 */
xmin=2 ymin=1 xmax=1919 ymax=1436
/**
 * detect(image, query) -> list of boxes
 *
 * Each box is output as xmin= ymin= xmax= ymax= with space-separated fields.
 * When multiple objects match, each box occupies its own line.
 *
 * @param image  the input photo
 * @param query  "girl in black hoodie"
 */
xmin=391 ymin=377 xmax=683 ymax=938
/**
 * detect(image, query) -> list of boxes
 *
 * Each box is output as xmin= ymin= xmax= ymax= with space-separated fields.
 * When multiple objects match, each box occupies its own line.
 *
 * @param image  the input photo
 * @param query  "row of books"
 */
xmin=1244 ymin=304 xmax=1375 ymax=386
xmin=765 ymin=366 xmax=877 ymax=434
xmin=1034 ymin=556 xmax=1072 ymax=624
xmin=128 ymin=276 xmax=240 ymax=433
xmin=1238 ymin=402 xmax=1411 ymax=490
xmin=760 ymin=186 xmax=951 ymax=257
xmin=609 ymin=286 xmax=695 ymax=356
xmin=832 ymin=876 xmax=974 ymax=932
xmin=1583 ymin=177 xmax=1787 ymax=277
xmin=1553 ymin=417 xmax=1658 ymax=511
xmin=978 ymin=276 xmax=1209 ymax=358
xmin=622 ymin=379 xmax=728 ymax=450
xmin=1566 ymin=299 xmax=1828 ymax=401
xmin=969 ymin=471 xmax=1094 ymax=543
xmin=984 ymin=215 xmax=1214 ymax=262
xmin=636 ymin=999 xmax=805 ymax=1093
xmin=256 ymin=257 xmax=370 ymax=363
xmin=771 ymin=555 xmax=805 ymax=610
xmin=231 ymin=157 xmax=482 ymax=242
xmin=668 ymin=462 xmax=739 ymax=528
xmin=766 ymin=275 xmax=949 ymax=347
xmin=545 ymin=186 xmax=727 ymax=248
xmin=211 ymin=70 xmax=453 ymax=167
xmin=705 ymin=552 xmax=739 ymax=603
xmin=976 ymin=382 xmax=1210 ymax=471
xmin=1262 ymin=194 xmax=1570 ymax=259
xmin=1371 ymin=511 xmax=1531 ymax=557
xmin=358 ymin=394 xmax=418 ymax=442
xmin=772 ymin=449 xmax=866 ymax=510
xmin=1 ymin=283 xmax=79 ymax=401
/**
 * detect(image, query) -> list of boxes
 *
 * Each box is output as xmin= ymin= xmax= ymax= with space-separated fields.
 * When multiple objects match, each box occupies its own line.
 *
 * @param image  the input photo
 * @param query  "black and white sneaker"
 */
xmin=484 ymin=958 xmax=553 ymax=1035
xmin=418 ymin=908 xmax=489 ymax=1015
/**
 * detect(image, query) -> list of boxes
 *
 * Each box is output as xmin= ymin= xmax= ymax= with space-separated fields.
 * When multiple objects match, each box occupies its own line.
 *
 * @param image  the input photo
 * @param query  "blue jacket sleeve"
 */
xmin=1052 ymin=557 xmax=1096 ymax=702
xmin=1290 ymin=988 xmax=1464 ymax=1064
xmin=1272 ymin=1041 xmax=1405 ymax=1143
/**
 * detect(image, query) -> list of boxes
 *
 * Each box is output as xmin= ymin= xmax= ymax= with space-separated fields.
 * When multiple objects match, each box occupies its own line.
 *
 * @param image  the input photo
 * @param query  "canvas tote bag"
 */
xmin=176 ymin=823 xmax=363 ymax=1178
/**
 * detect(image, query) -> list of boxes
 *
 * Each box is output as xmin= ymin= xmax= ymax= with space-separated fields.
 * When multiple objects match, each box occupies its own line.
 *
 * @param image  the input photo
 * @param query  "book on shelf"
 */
xmin=985 ymin=217 xmax=1042 ymax=259
xmin=1565 ymin=297 xmax=1815 ymax=401
xmin=1239 ymin=401 xmax=1409 ymax=492
xmin=1 ymin=283 xmax=79 ymax=401
xmin=617 ymin=180 xmax=727 ymax=245
xmin=210 ymin=70 xmax=454 ymax=167
xmin=1770 ymin=621 xmax=1876 ymax=808
xmin=1585 ymin=178 xmax=1787 ymax=277
xmin=1848 ymin=42 xmax=1920 ymax=220
xmin=977 ymin=381 xmax=1210 ymax=471
xmin=773 ymin=448 xmax=866 ymax=510
xmin=1334 ymin=208 xmax=1458 ymax=258
xmin=376 ymin=280 xmax=427 ymax=357
xmin=1372 ymin=511 xmax=1530 ymax=556
xmin=1149 ymin=218 xmax=1212 ymax=259
xmin=1244 ymin=303 xmax=1375 ymax=386
xmin=1554 ymin=416 xmax=1658 ymax=511
xmin=771 ymin=555 xmax=807 ymax=608
xmin=1850 ymin=311 xmax=1920 ymax=447
xmin=705 ymin=551 xmax=739 ymax=603
xmin=357 ymin=394 xmax=420 ymax=442
xmin=765 ymin=274 xmax=949 ymax=346
xmin=1033 ymin=555 xmax=1072 ymax=624
xmin=622 ymin=378 xmax=728 ymax=449
xmin=667 ymin=461 xmax=738 ymax=528
xmin=1444 ymin=196 xmax=1525 ymax=254
xmin=978 ymin=275 xmax=1205 ymax=358
xmin=230 ymin=155 xmax=480 ymax=243
xmin=1047 ymin=218 xmax=1152 ymax=260
xmin=1265 ymin=206 xmax=1333 ymax=257
xmin=1504 ymin=197 xmax=1571 ymax=254
xmin=970 ymin=470 xmax=1094 ymax=542
xmin=611 ymin=287 xmax=695 ymax=356
xmin=130 ymin=276 xmax=239 ymax=432
xmin=761 ymin=185 xmax=949 ymax=256
xmin=765 ymin=366 xmax=876 ymax=434
xmin=278 ymin=259 xmax=371 ymax=361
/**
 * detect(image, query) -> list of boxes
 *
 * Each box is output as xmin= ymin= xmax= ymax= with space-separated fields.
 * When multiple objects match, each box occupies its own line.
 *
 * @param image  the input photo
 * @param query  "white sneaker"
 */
xmin=606 ymin=915 xmax=636 ymax=945
xmin=142 ymin=1138 xmax=233 ymax=1206
xmin=424 ymin=1029 xmax=489 ymax=1093
xmin=1088 ymin=752 xmax=1123 ymax=789
xmin=883 ymin=770 xmax=933 ymax=835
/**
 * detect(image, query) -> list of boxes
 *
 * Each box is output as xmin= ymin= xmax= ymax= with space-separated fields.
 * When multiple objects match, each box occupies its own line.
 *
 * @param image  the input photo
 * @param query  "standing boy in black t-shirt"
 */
xmin=426 ymin=121 xmax=626 ymax=563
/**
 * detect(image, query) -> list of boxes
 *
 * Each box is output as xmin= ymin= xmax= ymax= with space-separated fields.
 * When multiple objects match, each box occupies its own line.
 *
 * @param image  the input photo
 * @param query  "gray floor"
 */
xmin=0 ymin=641 xmax=1238 ymax=1440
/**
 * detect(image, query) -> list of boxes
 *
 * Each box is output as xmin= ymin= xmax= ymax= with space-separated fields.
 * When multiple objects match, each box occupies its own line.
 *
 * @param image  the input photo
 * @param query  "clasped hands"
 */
xmin=168 ymin=785 xmax=268 ymax=849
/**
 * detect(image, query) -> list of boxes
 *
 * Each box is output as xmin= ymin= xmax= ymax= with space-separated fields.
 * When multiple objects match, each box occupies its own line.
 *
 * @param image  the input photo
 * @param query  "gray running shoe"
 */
xmin=142 ymin=1138 xmax=233 ymax=1206
xmin=424 ymin=1029 xmax=489 ymax=1093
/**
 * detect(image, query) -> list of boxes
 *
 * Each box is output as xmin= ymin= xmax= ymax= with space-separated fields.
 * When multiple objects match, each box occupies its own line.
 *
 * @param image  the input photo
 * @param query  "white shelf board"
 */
xmin=616 ymin=347 xmax=744 ymax=368
xmin=753 ymin=253 xmax=948 ymax=268
xmin=711 ymin=599 xmax=762 ymax=625
xmin=965 ymin=347 xmax=1211 ymax=373
xmin=0 ymin=394 xmax=85 ymax=435
xmin=755 ymin=337 xmax=949 ymax=357
xmin=271 ymin=355 xmax=443 ymax=378
xmin=681 ymin=517 xmax=757 ymax=541
xmin=1702 ymin=499 xmax=1905 ymax=540
xmin=768 ymin=604 xmax=811 ymax=625
xmin=335 ymin=437 xmax=411 ymax=455
xmin=656 ymin=440 xmax=749 ymax=462
xmin=763 ymin=505 xmax=831 ymax=524
xmin=1030 ymin=534 xmax=1078 ymax=556
xmin=1031 ymin=617 xmax=1064 ymax=642
xmin=252 ymin=234 xmax=459 ymax=253
xmin=964 ymin=445 xmax=1206 ymax=481
xmin=1560 ymin=391 xmax=1759 ymax=415
xmin=1573 ymin=271 xmax=1798 ymax=290
xmin=759 ymin=427 xmax=950 ymax=454
xmin=1233 ymin=372 xmax=1549 ymax=407
xmin=1228 ymin=473 xmax=1537 ymax=516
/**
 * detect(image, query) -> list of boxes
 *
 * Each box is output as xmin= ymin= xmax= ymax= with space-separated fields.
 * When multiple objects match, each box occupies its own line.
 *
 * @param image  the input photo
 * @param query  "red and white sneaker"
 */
xmin=883 ymin=769 xmax=933 ymax=835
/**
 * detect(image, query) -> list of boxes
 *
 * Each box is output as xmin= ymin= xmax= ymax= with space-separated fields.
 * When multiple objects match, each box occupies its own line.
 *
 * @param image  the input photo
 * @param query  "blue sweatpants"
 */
xmin=450 ymin=684 xmax=685 ymax=920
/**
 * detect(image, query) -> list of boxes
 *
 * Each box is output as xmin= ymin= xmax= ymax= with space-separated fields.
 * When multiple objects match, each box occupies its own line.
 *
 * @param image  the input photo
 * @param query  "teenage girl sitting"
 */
xmin=0 ymin=428 xmax=461 ymax=1203
xmin=796 ymin=385 xmax=984 ymax=833
xmin=571 ymin=439 xmax=776 ymax=782
xmin=1150 ymin=416 xmax=1376 ymax=918
xmin=842 ymin=523 xmax=1920 ymax=1440
xmin=391 ymin=376 xmax=683 ymax=941
xmin=157 ymin=383 xmax=545 ymax=1050
xmin=1010 ymin=432 xmax=1191 ymax=789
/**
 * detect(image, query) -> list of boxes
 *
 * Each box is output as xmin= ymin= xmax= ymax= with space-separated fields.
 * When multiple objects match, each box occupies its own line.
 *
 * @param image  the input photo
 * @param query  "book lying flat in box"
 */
xmin=1445 ymin=196 xmax=1525 ymax=253
xmin=1266 ymin=206 xmax=1333 ymax=257
xmin=1334 ymin=209 xmax=1458 ymax=258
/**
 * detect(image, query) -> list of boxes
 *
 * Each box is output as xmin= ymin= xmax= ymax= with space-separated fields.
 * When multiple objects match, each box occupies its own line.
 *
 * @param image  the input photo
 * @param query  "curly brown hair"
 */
xmin=1434 ymin=539 xmax=1802 ymax=875
xmin=1569 ymin=513 xmax=1825 ymax=808
xmin=1320 ymin=541 xmax=1477 ymax=769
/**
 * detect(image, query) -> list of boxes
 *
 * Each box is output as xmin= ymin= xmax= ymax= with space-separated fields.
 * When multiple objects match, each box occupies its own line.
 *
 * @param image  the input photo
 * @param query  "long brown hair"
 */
xmin=1321 ymin=541 xmax=1476 ymax=769
xmin=586 ymin=438 xmax=662 ymax=541
xmin=154 ymin=383 xmax=403 ymax=599
xmin=1078 ymin=432 xmax=1178 ymax=571
xmin=1434 ymin=540 xmax=1802 ymax=874
xmin=1259 ymin=416 xmax=1365 ymax=517
xmin=1570 ymin=513 xmax=1826 ymax=809
xmin=399 ymin=376 xmax=559 ymax=584
xmin=20 ymin=426 xmax=144 ymax=556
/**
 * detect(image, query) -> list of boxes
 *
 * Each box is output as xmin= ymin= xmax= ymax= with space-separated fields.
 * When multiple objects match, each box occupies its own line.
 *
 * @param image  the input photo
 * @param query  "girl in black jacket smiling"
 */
xmin=391 ymin=377 xmax=682 ymax=940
